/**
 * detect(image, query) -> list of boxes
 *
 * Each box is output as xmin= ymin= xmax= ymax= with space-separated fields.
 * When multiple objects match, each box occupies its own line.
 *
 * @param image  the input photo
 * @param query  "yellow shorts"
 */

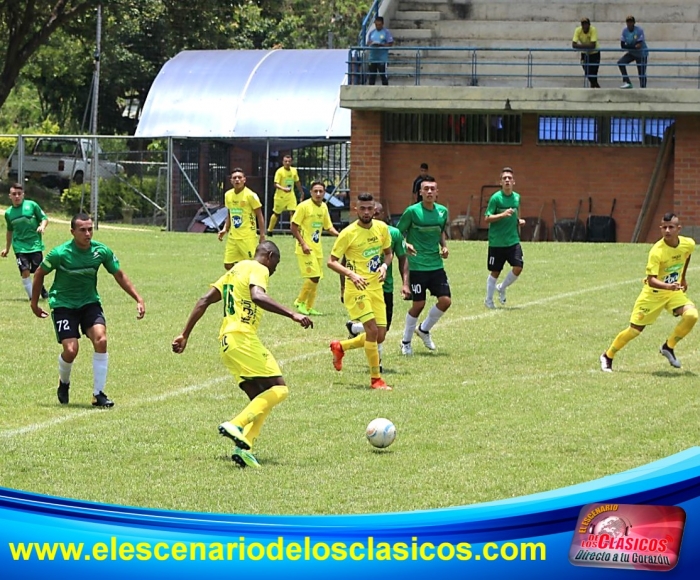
xmin=224 ymin=237 xmax=257 ymax=265
xmin=344 ymin=285 xmax=386 ymax=326
xmin=629 ymin=287 xmax=694 ymax=326
xmin=272 ymin=192 xmax=298 ymax=214
xmin=220 ymin=332 xmax=281 ymax=384
xmin=296 ymin=254 xmax=324 ymax=279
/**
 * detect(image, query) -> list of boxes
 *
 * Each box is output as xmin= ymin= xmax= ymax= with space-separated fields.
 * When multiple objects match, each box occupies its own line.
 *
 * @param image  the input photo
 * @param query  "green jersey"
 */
xmin=40 ymin=240 xmax=120 ymax=309
xmin=396 ymin=202 xmax=448 ymax=272
xmin=4 ymin=200 xmax=47 ymax=253
xmin=384 ymin=225 xmax=407 ymax=293
xmin=486 ymin=190 xmax=521 ymax=247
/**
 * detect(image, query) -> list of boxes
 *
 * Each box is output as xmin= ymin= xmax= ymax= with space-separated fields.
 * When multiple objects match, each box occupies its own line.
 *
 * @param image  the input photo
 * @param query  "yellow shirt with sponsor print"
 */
xmin=292 ymin=198 xmax=333 ymax=256
xmin=224 ymin=187 xmax=262 ymax=240
xmin=572 ymin=25 xmax=599 ymax=54
xmin=274 ymin=166 xmax=300 ymax=196
xmin=644 ymin=235 xmax=695 ymax=291
xmin=212 ymin=259 xmax=269 ymax=338
xmin=330 ymin=219 xmax=391 ymax=289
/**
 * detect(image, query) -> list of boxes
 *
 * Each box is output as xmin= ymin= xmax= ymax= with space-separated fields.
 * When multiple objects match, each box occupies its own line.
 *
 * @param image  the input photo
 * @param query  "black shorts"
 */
xmin=16 ymin=251 xmax=43 ymax=274
xmin=384 ymin=291 xmax=394 ymax=331
xmin=487 ymin=244 xmax=524 ymax=272
xmin=409 ymin=269 xmax=451 ymax=302
xmin=51 ymin=302 xmax=106 ymax=343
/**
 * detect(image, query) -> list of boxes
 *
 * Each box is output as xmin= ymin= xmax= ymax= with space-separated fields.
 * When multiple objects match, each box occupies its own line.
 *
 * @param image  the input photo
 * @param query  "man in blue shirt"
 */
xmin=618 ymin=15 xmax=648 ymax=89
xmin=367 ymin=16 xmax=394 ymax=86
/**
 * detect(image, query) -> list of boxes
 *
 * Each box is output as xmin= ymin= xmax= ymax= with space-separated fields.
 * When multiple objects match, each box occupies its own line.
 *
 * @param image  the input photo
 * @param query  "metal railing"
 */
xmin=358 ymin=0 xmax=382 ymax=47
xmin=347 ymin=47 xmax=700 ymax=88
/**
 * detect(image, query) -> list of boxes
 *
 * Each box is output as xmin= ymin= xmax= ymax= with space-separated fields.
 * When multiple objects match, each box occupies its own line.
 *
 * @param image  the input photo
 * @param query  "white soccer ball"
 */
xmin=366 ymin=418 xmax=396 ymax=449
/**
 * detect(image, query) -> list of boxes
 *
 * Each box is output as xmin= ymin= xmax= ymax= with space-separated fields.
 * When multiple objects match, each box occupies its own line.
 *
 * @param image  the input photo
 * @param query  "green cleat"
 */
xmin=294 ymin=302 xmax=310 ymax=315
xmin=218 ymin=421 xmax=251 ymax=450
xmin=307 ymin=308 xmax=322 ymax=316
xmin=232 ymin=447 xmax=261 ymax=468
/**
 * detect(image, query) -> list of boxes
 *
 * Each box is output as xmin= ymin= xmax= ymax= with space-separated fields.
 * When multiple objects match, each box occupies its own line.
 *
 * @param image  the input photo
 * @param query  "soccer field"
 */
xmin=1 ymin=222 xmax=699 ymax=515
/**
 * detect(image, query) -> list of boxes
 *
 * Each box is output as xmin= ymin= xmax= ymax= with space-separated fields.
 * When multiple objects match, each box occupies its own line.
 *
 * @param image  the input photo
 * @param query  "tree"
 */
xmin=0 ymin=1 xmax=100 ymax=110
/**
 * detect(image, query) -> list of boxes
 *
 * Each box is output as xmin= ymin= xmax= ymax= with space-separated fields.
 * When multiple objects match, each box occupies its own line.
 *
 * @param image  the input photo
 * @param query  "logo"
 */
xmin=232 ymin=215 xmax=243 ymax=228
xmin=569 ymin=503 xmax=685 ymax=571
xmin=362 ymin=246 xmax=381 ymax=258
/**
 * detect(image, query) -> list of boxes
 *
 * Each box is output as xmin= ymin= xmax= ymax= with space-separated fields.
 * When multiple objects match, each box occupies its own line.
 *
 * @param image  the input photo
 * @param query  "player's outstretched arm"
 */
xmin=250 ymin=285 xmax=313 ymax=329
xmin=113 ymin=270 xmax=145 ymax=319
xmin=172 ymin=287 xmax=221 ymax=353
xmin=30 ymin=266 xmax=49 ymax=318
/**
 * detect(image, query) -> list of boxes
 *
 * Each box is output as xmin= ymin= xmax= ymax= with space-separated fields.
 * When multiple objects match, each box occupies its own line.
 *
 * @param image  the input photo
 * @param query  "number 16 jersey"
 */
xmin=212 ymin=260 xmax=269 ymax=338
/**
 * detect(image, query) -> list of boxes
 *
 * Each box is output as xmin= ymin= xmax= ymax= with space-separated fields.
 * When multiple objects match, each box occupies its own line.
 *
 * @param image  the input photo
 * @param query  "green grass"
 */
xmin=1 ymin=220 xmax=699 ymax=515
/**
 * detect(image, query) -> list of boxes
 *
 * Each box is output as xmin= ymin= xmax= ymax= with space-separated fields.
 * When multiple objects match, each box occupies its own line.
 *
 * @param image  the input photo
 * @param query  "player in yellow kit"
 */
xmin=267 ymin=155 xmax=305 ymax=234
xmin=600 ymin=213 xmax=697 ymax=371
xmin=290 ymin=181 xmax=340 ymax=315
xmin=328 ymin=193 xmax=393 ymax=390
xmin=172 ymin=241 xmax=312 ymax=468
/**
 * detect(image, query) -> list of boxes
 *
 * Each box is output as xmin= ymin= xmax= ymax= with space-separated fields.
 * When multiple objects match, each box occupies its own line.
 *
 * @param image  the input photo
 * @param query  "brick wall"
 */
xmin=350 ymin=112 xmax=698 ymax=243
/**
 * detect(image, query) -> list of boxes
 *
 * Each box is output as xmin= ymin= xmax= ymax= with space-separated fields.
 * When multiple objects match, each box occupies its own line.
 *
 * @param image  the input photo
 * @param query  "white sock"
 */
xmin=402 ymin=313 xmax=418 ymax=343
xmin=22 ymin=277 xmax=32 ymax=299
xmin=58 ymin=355 xmax=73 ymax=384
xmin=486 ymin=275 xmax=498 ymax=301
xmin=93 ymin=352 xmax=109 ymax=395
xmin=351 ymin=322 xmax=364 ymax=336
xmin=421 ymin=305 xmax=444 ymax=332
xmin=501 ymin=270 xmax=519 ymax=289
xmin=378 ymin=343 xmax=383 ymax=357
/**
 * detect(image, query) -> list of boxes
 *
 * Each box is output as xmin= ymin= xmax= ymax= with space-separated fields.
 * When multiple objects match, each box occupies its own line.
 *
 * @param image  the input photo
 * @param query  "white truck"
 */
xmin=8 ymin=137 xmax=124 ymax=189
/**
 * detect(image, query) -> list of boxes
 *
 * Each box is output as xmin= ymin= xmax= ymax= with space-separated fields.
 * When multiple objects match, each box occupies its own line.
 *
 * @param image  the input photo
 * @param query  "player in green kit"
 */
xmin=484 ymin=167 xmax=526 ymax=309
xmin=1 ymin=183 xmax=49 ymax=300
xmin=396 ymin=179 xmax=451 ymax=355
xmin=30 ymin=213 xmax=145 ymax=407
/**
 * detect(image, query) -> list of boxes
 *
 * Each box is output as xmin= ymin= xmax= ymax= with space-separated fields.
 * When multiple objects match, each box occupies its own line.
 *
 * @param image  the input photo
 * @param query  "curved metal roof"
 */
xmin=135 ymin=49 xmax=350 ymax=139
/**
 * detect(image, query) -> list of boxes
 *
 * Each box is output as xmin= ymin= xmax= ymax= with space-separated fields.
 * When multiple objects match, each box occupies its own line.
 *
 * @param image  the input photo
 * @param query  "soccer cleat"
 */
xmin=232 ymin=447 xmax=261 ymax=468
xmin=370 ymin=377 xmax=392 ymax=391
xmin=400 ymin=341 xmax=413 ymax=356
xmin=294 ymin=301 xmax=310 ymax=315
xmin=40 ymin=286 xmax=49 ymax=299
xmin=484 ymin=299 xmax=496 ymax=309
xmin=600 ymin=352 xmax=613 ymax=372
xmin=57 ymin=380 xmax=70 ymax=404
xmin=330 ymin=340 xmax=345 ymax=371
xmin=415 ymin=325 xmax=436 ymax=350
xmin=91 ymin=391 xmax=114 ymax=407
xmin=218 ymin=421 xmax=251 ymax=450
xmin=620 ymin=82 xmax=633 ymax=89
xmin=346 ymin=320 xmax=358 ymax=338
xmin=496 ymin=283 xmax=507 ymax=305
xmin=660 ymin=343 xmax=681 ymax=368
xmin=307 ymin=307 xmax=323 ymax=316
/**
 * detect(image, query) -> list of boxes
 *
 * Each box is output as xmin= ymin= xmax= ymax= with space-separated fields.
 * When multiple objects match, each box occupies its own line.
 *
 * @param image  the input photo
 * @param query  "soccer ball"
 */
xmin=366 ymin=418 xmax=396 ymax=449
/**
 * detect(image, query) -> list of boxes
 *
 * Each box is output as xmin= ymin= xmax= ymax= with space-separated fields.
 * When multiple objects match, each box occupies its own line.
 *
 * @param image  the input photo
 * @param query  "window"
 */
xmin=385 ymin=113 xmax=521 ymax=144
xmin=539 ymin=117 xmax=597 ymax=143
xmin=538 ymin=116 xmax=674 ymax=146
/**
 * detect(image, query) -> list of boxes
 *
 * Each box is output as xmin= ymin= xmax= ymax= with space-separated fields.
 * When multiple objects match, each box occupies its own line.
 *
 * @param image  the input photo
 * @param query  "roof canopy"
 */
xmin=135 ymin=49 xmax=350 ymax=140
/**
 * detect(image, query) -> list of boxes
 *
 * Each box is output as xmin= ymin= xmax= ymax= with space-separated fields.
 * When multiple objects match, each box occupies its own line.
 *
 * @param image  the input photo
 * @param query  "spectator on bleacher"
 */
xmin=618 ymin=16 xmax=648 ymax=89
xmin=367 ymin=16 xmax=394 ymax=86
xmin=572 ymin=18 xmax=600 ymax=88
xmin=412 ymin=163 xmax=431 ymax=204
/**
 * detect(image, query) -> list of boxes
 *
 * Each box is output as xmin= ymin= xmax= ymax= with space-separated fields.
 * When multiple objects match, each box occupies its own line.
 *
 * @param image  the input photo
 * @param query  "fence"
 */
xmin=348 ymin=47 xmax=700 ymax=88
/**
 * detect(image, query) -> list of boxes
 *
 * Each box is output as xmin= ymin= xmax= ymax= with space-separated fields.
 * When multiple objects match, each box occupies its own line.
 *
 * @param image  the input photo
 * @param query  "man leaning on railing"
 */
xmin=618 ymin=15 xmax=648 ymax=89
xmin=572 ymin=18 xmax=600 ymax=88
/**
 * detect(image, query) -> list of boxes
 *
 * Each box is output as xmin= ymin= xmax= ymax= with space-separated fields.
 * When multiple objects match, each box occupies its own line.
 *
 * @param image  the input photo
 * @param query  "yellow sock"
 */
xmin=364 ymin=340 xmax=381 ymax=379
xmin=341 ymin=333 xmax=365 ymax=351
xmin=296 ymin=279 xmax=313 ymax=305
xmin=230 ymin=385 xmax=289 ymax=433
xmin=243 ymin=407 xmax=271 ymax=450
xmin=268 ymin=214 xmax=279 ymax=232
xmin=306 ymin=282 xmax=318 ymax=309
xmin=606 ymin=327 xmax=641 ymax=358
xmin=667 ymin=307 xmax=698 ymax=348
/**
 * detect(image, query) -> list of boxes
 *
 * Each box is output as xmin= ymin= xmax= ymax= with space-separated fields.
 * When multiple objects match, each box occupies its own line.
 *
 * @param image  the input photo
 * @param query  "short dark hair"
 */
xmin=375 ymin=16 xmax=384 ymax=23
xmin=626 ymin=15 xmax=635 ymax=23
xmin=420 ymin=177 xmax=437 ymax=189
xmin=283 ymin=154 xmax=292 ymax=160
xmin=231 ymin=168 xmax=245 ymax=177
xmin=310 ymin=180 xmax=325 ymax=189
xmin=71 ymin=212 xmax=92 ymax=229
xmin=357 ymin=192 xmax=374 ymax=202
xmin=9 ymin=182 xmax=23 ymax=190
xmin=662 ymin=212 xmax=678 ymax=222
xmin=256 ymin=240 xmax=280 ymax=259
xmin=580 ymin=17 xmax=590 ymax=25
xmin=420 ymin=163 xmax=429 ymax=170
xmin=501 ymin=166 xmax=514 ymax=177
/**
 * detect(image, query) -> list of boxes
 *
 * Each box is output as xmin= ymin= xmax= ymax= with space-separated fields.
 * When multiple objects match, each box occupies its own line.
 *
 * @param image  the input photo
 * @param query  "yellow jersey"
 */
xmin=330 ymin=220 xmax=391 ymax=288
xmin=224 ymin=187 xmax=262 ymax=240
xmin=274 ymin=166 xmax=300 ymax=194
xmin=212 ymin=260 xmax=269 ymax=337
xmin=291 ymin=198 xmax=333 ymax=256
xmin=644 ymin=235 xmax=695 ymax=290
